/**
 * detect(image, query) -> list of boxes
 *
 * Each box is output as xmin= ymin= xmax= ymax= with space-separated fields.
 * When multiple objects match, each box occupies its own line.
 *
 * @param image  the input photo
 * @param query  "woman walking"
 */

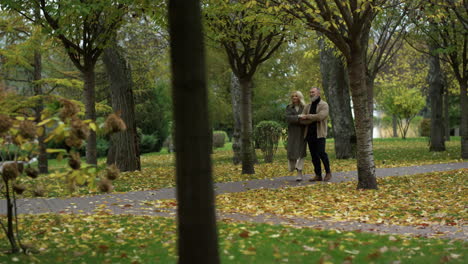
xmin=285 ymin=91 xmax=307 ymax=181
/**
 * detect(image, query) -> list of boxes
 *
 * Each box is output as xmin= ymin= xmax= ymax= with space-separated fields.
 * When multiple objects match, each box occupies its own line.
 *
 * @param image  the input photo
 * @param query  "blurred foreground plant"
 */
xmin=0 ymin=98 xmax=125 ymax=254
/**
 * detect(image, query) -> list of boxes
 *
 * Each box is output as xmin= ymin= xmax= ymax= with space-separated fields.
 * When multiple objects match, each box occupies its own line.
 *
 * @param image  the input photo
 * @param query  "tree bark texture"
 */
xmin=230 ymin=72 xmax=242 ymax=164
xmin=103 ymin=43 xmax=141 ymax=172
xmin=83 ymin=65 xmax=97 ymax=165
xmin=444 ymin=88 xmax=450 ymax=141
xmin=347 ymin=51 xmax=377 ymax=190
xmin=461 ymin=82 xmax=468 ymax=159
xmin=319 ymin=41 xmax=356 ymax=159
xmin=33 ymin=49 xmax=48 ymax=173
xmin=366 ymin=76 xmax=376 ymax=138
xmin=168 ymin=0 xmax=220 ymax=263
xmin=392 ymin=115 xmax=398 ymax=137
xmin=428 ymin=44 xmax=446 ymax=151
xmin=239 ymin=77 xmax=256 ymax=174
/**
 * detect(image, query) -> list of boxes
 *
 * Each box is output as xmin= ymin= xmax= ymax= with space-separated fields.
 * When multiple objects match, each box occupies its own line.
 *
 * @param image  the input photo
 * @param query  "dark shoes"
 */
xmin=309 ymin=175 xmax=322 ymax=182
xmin=309 ymin=172 xmax=332 ymax=182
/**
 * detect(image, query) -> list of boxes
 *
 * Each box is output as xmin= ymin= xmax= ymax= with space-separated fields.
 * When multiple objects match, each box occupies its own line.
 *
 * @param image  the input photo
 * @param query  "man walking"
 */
xmin=299 ymin=87 xmax=332 ymax=182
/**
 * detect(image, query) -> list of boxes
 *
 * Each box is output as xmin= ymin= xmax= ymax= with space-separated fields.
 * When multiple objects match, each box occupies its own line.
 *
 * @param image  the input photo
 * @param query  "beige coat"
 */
xmin=300 ymin=100 xmax=329 ymax=139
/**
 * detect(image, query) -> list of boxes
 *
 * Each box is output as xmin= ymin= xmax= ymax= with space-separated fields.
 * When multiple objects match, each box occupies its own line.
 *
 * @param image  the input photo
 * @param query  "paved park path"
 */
xmin=2 ymin=162 xmax=467 ymax=240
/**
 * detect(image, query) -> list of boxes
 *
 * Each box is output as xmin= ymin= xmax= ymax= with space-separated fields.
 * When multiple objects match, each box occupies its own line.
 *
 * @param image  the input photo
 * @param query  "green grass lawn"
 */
xmin=0 ymin=214 xmax=465 ymax=264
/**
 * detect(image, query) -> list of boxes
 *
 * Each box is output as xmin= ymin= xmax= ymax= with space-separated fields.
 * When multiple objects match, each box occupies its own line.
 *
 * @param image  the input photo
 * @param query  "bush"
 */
xmin=140 ymin=134 xmax=159 ymax=154
xmin=254 ymin=121 xmax=283 ymax=163
xmin=96 ymin=138 xmax=109 ymax=158
xmin=420 ymin=118 xmax=431 ymax=137
xmin=213 ymin=131 xmax=227 ymax=149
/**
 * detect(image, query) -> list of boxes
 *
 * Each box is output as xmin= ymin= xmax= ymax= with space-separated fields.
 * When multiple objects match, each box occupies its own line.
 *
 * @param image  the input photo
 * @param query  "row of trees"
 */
xmin=204 ymin=0 xmax=466 ymax=190
xmin=1 ymin=0 xmax=465 ymax=187
xmin=0 ymin=0 xmax=466 ymax=262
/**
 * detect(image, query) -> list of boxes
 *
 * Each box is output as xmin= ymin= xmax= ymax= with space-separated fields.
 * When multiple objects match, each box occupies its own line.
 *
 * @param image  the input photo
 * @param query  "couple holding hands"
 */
xmin=285 ymin=87 xmax=332 ymax=182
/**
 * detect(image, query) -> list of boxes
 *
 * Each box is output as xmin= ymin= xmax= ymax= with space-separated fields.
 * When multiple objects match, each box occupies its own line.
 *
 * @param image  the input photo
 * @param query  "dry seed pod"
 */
xmin=98 ymin=178 xmax=113 ymax=193
xmin=33 ymin=185 xmax=45 ymax=197
xmin=105 ymin=164 xmax=120 ymax=180
xmin=104 ymin=113 xmax=126 ymax=134
xmin=13 ymin=183 xmax=26 ymax=195
xmin=16 ymin=163 xmax=24 ymax=174
xmin=68 ymin=152 xmax=81 ymax=170
xmin=19 ymin=120 xmax=37 ymax=140
xmin=65 ymin=133 xmax=83 ymax=149
xmin=25 ymin=167 xmax=39 ymax=179
xmin=2 ymin=163 xmax=19 ymax=181
xmin=0 ymin=114 xmax=13 ymax=133
xmin=58 ymin=99 xmax=80 ymax=121
xmin=71 ymin=118 xmax=89 ymax=140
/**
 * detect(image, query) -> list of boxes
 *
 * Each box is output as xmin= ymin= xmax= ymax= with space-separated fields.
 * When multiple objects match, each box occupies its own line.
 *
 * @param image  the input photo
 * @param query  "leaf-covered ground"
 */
xmin=148 ymin=169 xmax=468 ymax=227
xmin=0 ymin=214 xmax=466 ymax=263
xmin=19 ymin=138 xmax=463 ymax=198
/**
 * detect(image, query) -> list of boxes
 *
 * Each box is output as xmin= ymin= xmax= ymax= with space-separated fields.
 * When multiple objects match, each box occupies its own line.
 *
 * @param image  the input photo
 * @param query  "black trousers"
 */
xmin=306 ymin=137 xmax=330 ymax=176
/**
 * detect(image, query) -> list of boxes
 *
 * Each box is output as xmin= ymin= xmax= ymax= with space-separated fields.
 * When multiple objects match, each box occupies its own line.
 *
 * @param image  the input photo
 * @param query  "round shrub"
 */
xmin=420 ymin=118 xmax=431 ymax=137
xmin=254 ymin=121 xmax=283 ymax=163
xmin=140 ymin=134 xmax=159 ymax=154
xmin=213 ymin=131 xmax=227 ymax=149
xmin=96 ymin=138 xmax=109 ymax=158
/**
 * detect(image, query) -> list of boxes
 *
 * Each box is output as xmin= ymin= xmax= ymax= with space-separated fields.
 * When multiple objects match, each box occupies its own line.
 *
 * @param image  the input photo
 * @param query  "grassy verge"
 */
xmin=0 ymin=214 xmax=465 ymax=263
xmin=15 ymin=137 xmax=463 ymax=198
xmin=147 ymin=169 xmax=468 ymax=227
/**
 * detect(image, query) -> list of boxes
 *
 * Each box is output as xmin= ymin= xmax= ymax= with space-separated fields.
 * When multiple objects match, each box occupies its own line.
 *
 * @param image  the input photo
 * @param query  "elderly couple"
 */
xmin=285 ymin=87 xmax=332 ymax=182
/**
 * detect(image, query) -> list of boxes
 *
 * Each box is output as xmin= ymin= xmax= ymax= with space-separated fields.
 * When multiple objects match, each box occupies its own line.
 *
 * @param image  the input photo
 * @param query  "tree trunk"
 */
xmin=5 ymin=181 xmax=19 ymax=253
xmin=168 ymin=0 xmax=220 ymax=263
xmin=230 ymin=72 xmax=242 ymax=164
xmin=444 ymin=87 xmax=450 ymax=141
xmin=319 ymin=40 xmax=356 ymax=159
xmin=103 ymin=42 xmax=141 ymax=172
xmin=33 ymin=49 xmax=48 ymax=173
xmin=239 ymin=76 xmax=255 ymax=174
xmin=428 ymin=44 xmax=446 ymax=151
xmin=392 ymin=115 xmax=398 ymax=137
xmin=366 ymin=76 xmax=375 ymax=139
xmin=461 ymin=82 xmax=468 ymax=159
xmin=347 ymin=50 xmax=377 ymax=190
xmin=83 ymin=64 xmax=97 ymax=165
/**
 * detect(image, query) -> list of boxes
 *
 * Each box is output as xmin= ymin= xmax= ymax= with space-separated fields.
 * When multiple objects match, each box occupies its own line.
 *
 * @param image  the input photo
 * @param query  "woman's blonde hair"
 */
xmin=290 ymin=91 xmax=305 ymax=106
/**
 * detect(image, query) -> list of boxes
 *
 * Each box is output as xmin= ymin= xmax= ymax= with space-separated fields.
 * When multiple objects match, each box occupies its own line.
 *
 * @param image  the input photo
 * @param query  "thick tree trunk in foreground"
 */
xmin=348 ymin=51 xmax=377 ymax=190
xmin=428 ymin=44 xmax=446 ymax=151
xmin=319 ymin=41 xmax=356 ymax=159
xmin=230 ymin=73 xmax=242 ymax=164
xmin=239 ymin=77 xmax=255 ymax=174
xmin=83 ymin=65 xmax=97 ymax=165
xmin=168 ymin=0 xmax=219 ymax=263
xmin=103 ymin=43 xmax=141 ymax=171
